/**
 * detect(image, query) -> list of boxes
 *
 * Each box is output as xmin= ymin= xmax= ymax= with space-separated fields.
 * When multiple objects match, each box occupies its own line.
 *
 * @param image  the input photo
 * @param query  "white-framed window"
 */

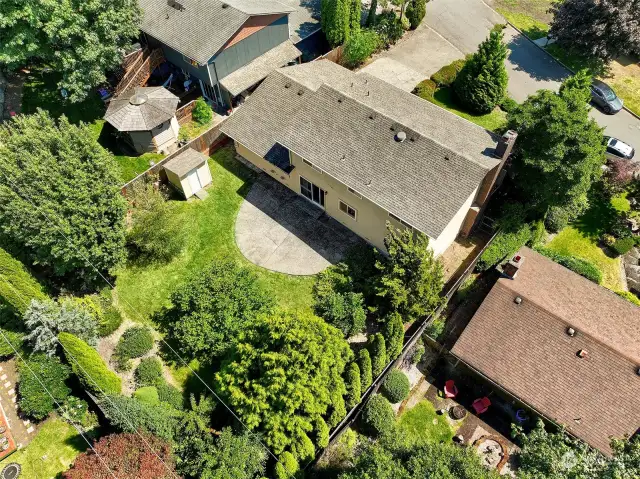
xmin=347 ymin=187 xmax=362 ymax=199
xmin=339 ymin=200 xmax=357 ymax=220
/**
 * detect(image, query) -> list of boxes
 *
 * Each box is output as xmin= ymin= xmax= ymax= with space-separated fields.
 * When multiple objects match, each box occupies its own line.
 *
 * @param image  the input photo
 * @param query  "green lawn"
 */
xmin=427 ymin=87 xmax=507 ymax=132
xmin=114 ymin=145 xmax=315 ymax=325
xmin=494 ymin=0 xmax=552 ymax=39
xmin=0 ymin=416 xmax=88 ymax=478
xmin=546 ymin=192 xmax=629 ymax=291
xmin=115 ymin=153 xmax=165 ymax=183
xmin=397 ymin=401 xmax=454 ymax=445
xmin=610 ymin=71 xmax=640 ymax=118
xmin=497 ymin=9 xmax=549 ymax=40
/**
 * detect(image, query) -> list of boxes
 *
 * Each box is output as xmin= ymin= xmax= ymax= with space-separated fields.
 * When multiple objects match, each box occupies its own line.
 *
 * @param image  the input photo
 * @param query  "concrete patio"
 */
xmin=235 ymin=175 xmax=363 ymax=275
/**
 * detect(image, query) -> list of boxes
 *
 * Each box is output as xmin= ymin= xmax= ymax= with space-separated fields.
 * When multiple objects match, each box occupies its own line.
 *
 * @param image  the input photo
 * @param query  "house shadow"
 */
xmin=506 ymin=34 xmax=570 ymax=83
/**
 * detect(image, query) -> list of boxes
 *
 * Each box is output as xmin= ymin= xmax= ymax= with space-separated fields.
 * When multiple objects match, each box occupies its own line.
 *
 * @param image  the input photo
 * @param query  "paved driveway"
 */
xmin=365 ymin=0 xmax=640 ymax=146
xmin=235 ymin=176 xmax=362 ymax=275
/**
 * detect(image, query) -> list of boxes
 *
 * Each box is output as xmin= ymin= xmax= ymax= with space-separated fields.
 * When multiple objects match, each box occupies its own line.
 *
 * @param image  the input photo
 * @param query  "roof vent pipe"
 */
xmin=514 ymin=296 xmax=522 ymax=305
xmin=577 ymin=349 xmax=588 ymax=358
xmin=395 ymin=131 xmax=406 ymax=142
xmin=567 ymin=327 xmax=576 ymax=337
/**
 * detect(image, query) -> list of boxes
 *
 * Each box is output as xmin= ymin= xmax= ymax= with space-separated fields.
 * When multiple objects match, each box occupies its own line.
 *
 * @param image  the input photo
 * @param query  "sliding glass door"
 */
xmin=300 ymin=177 xmax=325 ymax=207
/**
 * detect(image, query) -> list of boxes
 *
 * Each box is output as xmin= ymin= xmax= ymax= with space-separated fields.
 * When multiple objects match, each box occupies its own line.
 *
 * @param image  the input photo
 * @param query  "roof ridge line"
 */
xmin=495 ymin=280 xmax=639 ymax=364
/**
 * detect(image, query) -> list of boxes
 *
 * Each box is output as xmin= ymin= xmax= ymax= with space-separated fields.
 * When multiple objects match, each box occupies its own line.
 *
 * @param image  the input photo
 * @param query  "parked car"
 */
xmin=590 ymin=80 xmax=624 ymax=114
xmin=604 ymin=136 xmax=635 ymax=161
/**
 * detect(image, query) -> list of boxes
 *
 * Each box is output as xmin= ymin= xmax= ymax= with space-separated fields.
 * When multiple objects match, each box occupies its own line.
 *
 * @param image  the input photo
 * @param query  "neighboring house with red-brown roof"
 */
xmin=451 ymin=247 xmax=640 ymax=455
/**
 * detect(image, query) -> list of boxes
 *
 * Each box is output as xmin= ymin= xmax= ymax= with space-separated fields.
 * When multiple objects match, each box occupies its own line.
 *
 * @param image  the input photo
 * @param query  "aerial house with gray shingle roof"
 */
xmin=139 ymin=0 xmax=302 ymax=110
xmin=220 ymin=60 xmax=516 ymax=255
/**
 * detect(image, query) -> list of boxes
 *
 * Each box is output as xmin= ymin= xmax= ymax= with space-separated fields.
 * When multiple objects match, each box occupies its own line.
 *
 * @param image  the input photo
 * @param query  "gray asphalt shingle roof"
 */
xmin=139 ymin=0 xmax=294 ymax=64
xmin=220 ymin=60 xmax=500 ymax=238
xmin=104 ymin=86 xmax=179 ymax=132
xmin=163 ymin=148 xmax=209 ymax=177
xmin=219 ymin=40 xmax=301 ymax=96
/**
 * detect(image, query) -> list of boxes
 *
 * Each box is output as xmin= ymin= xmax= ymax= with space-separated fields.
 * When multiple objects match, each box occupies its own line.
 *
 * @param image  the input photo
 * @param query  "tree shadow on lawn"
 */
xmin=571 ymin=185 xmax=620 ymax=240
xmin=210 ymin=144 xmax=257 ymax=199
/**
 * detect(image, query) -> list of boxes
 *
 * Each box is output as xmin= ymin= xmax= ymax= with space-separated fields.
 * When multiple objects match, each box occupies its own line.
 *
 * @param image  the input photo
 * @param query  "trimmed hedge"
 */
xmin=58 ymin=332 xmax=121 ymax=395
xmin=381 ymin=370 xmax=410 ymax=403
xmin=431 ymin=65 xmax=458 ymax=87
xmin=17 ymin=354 xmax=71 ymax=420
xmin=414 ymin=79 xmax=437 ymax=100
xmin=405 ymin=0 xmax=426 ymax=30
xmin=0 ymin=247 xmax=46 ymax=315
xmin=499 ymin=96 xmax=519 ymax=113
xmin=358 ymin=348 xmax=373 ymax=389
xmin=617 ymin=290 xmax=640 ymax=306
xmin=477 ymin=224 xmax=532 ymax=271
xmin=134 ymin=386 xmax=160 ymax=406
xmin=156 ymin=382 xmax=184 ymax=410
xmin=535 ymin=247 xmax=603 ymax=284
xmin=611 ymin=237 xmax=635 ymax=256
xmin=361 ymin=394 xmax=395 ymax=437
xmin=134 ymin=357 xmax=163 ymax=387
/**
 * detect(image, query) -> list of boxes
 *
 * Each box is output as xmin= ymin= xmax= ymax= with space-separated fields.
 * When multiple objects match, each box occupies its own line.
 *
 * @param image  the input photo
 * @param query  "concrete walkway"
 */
xmin=235 ymin=176 xmax=363 ymax=275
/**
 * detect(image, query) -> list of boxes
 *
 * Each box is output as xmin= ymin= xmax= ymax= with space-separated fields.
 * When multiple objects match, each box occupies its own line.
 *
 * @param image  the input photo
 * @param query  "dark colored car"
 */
xmin=590 ymin=80 xmax=623 ymax=114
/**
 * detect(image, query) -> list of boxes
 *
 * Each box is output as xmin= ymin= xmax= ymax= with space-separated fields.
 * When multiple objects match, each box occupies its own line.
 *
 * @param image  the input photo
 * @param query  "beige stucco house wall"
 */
xmin=235 ymin=141 xmax=477 ymax=254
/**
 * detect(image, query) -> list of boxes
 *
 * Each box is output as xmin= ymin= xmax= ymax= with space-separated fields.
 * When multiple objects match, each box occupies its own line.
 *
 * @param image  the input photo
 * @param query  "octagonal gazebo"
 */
xmin=104 ymin=86 xmax=179 ymax=154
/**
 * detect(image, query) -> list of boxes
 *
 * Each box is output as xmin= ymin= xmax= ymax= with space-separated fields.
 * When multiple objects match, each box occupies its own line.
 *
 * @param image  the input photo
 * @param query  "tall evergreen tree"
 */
xmin=375 ymin=224 xmax=444 ymax=322
xmin=369 ymin=333 xmax=387 ymax=377
xmin=383 ymin=312 xmax=404 ymax=361
xmin=366 ymin=0 xmax=378 ymax=26
xmin=321 ymin=0 xmax=348 ymax=47
xmin=507 ymin=71 xmax=605 ymax=215
xmin=406 ymin=0 xmax=427 ymax=30
xmin=358 ymin=348 xmax=373 ymax=389
xmin=454 ymin=29 xmax=509 ymax=113
xmin=348 ymin=0 xmax=362 ymax=41
xmin=345 ymin=362 xmax=362 ymax=409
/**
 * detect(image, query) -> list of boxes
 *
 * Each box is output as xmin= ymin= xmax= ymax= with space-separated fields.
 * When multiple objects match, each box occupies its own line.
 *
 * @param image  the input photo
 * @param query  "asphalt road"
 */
xmin=385 ymin=0 xmax=640 ymax=147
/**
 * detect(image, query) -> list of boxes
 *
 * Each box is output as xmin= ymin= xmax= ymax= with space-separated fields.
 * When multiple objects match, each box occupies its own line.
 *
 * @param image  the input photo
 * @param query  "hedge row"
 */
xmin=58 ymin=332 xmax=121 ymax=395
xmin=534 ymin=247 xmax=602 ymax=284
xmin=0 ymin=248 xmax=46 ymax=315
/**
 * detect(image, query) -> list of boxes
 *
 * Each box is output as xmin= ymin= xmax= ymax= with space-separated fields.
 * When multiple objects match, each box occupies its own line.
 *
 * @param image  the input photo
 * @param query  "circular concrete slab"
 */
xmin=235 ymin=178 xmax=362 ymax=275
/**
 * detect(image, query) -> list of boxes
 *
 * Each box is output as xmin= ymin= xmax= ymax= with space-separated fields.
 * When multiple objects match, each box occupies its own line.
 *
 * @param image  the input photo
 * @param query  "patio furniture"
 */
xmin=444 ymin=380 xmax=458 ymax=398
xmin=472 ymin=397 xmax=491 ymax=414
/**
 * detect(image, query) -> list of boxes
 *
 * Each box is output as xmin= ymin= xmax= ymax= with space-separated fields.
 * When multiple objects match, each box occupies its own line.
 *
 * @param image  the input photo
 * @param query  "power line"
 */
xmin=0 ymin=169 xmax=295 ymax=475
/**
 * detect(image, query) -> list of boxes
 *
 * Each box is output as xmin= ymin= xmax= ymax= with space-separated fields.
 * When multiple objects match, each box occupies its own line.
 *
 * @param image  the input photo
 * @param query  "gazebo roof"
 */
xmin=104 ymin=86 xmax=179 ymax=132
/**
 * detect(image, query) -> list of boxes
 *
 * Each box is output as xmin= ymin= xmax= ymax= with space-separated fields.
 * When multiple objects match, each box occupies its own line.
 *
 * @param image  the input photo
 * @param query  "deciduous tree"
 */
xmin=375 ymin=224 xmax=443 ymax=322
xmin=0 ymin=111 xmax=127 ymax=290
xmin=549 ymin=0 xmax=640 ymax=64
xmin=63 ymin=432 xmax=176 ymax=479
xmin=215 ymin=309 xmax=352 ymax=456
xmin=507 ymin=71 xmax=605 ymax=216
xmin=159 ymin=260 xmax=274 ymax=359
xmin=0 ymin=0 xmax=141 ymax=102
xmin=454 ymin=29 xmax=508 ymax=113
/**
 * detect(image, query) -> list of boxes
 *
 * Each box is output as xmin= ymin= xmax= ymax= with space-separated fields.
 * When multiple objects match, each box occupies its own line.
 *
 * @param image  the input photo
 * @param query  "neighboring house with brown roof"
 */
xmin=452 ymin=247 xmax=640 ymax=455
xmin=220 ymin=60 xmax=515 ymax=255
xmin=139 ymin=0 xmax=302 ymax=109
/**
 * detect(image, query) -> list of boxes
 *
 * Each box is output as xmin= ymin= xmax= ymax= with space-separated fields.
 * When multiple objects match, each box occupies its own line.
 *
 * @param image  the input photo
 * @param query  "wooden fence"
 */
xmin=315 ymin=45 xmax=343 ymax=64
xmin=307 ymin=229 xmax=501 ymax=470
xmin=120 ymin=123 xmax=229 ymax=195
xmin=176 ymin=100 xmax=197 ymax=125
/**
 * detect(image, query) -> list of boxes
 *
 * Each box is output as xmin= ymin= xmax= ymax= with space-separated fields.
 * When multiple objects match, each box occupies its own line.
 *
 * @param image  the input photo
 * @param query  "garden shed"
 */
xmin=163 ymin=148 xmax=212 ymax=198
xmin=104 ymin=86 xmax=179 ymax=154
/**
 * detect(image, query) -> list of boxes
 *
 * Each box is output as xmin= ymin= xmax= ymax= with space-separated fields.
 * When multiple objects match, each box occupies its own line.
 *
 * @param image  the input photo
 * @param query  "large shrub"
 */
xmin=191 ymin=98 xmax=213 ymax=125
xmin=431 ymin=65 xmax=459 ymax=87
xmin=58 ymin=332 xmax=121 ymax=395
xmin=24 ymin=298 xmax=98 ymax=357
xmin=361 ymin=394 xmax=395 ymax=437
xmin=134 ymin=386 xmax=160 ymax=406
xmin=156 ymin=382 xmax=184 ymax=410
xmin=374 ymin=10 xmax=404 ymax=47
xmin=381 ymin=370 xmax=410 ymax=403
xmin=405 ymin=0 xmax=426 ymax=30
xmin=413 ymin=79 xmax=437 ymax=100
xmin=98 ymin=304 xmax=123 ymax=337
xmin=314 ymin=290 xmax=366 ymax=337
xmin=115 ymin=326 xmax=154 ymax=362
xmin=0 ymin=248 xmax=46 ymax=316
xmin=612 ymin=237 xmax=635 ymax=257
xmin=535 ymin=247 xmax=603 ymax=284
xmin=0 ymin=110 xmax=127 ymax=290
xmin=17 ymin=354 xmax=71 ymax=420
xmin=134 ymin=356 xmax=163 ymax=387
xmin=100 ymin=394 xmax=179 ymax=441
xmin=345 ymin=362 xmax=362 ymax=409
xmin=545 ymin=206 xmax=570 ymax=233
xmin=477 ymin=203 xmax=532 ymax=271
xmin=383 ymin=312 xmax=404 ymax=361
xmin=160 ymin=260 xmax=274 ymax=359
xmin=454 ymin=29 xmax=508 ymax=113
xmin=342 ymin=29 xmax=382 ymax=69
